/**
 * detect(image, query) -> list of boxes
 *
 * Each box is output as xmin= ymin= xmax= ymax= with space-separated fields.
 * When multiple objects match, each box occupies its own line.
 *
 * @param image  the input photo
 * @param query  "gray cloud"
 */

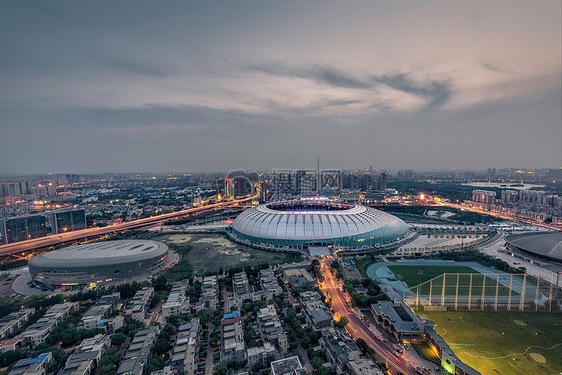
xmin=247 ymin=61 xmax=370 ymax=89
xmin=481 ymin=62 xmax=511 ymax=74
xmin=372 ymin=73 xmax=453 ymax=107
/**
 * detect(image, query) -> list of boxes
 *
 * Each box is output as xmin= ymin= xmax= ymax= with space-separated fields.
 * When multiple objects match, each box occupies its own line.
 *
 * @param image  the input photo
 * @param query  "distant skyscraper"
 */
xmin=376 ymin=173 xmax=387 ymax=191
xmin=50 ymin=209 xmax=87 ymax=234
xmin=272 ymin=169 xmax=296 ymax=201
xmin=296 ymin=170 xmax=317 ymax=197
xmin=319 ymin=170 xmax=342 ymax=192
xmin=0 ymin=215 xmax=47 ymax=244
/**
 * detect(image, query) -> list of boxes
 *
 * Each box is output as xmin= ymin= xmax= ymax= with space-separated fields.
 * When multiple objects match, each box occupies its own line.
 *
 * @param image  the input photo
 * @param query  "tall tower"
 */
xmin=316 ymin=156 xmax=320 ymax=193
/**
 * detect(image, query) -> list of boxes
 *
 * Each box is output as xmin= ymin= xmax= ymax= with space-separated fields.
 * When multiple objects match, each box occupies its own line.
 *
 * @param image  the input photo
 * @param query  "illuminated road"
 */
xmin=320 ymin=260 xmax=413 ymax=375
xmin=438 ymin=202 xmax=561 ymax=231
xmin=0 ymin=196 xmax=256 ymax=257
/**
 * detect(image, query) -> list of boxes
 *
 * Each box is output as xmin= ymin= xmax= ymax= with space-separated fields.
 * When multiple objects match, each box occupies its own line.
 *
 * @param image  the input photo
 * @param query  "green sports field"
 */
xmin=387 ymin=265 xmax=519 ymax=296
xmin=417 ymin=310 xmax=562 ymax=375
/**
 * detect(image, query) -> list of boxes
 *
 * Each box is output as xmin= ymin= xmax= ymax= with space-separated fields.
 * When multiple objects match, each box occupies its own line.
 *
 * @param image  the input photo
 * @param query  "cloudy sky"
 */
xmin=1 ymin=1 xmax=560 ymax=174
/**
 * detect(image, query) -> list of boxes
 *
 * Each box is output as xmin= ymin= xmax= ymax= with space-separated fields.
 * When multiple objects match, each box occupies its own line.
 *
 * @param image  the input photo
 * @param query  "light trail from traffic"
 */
xmin=320 ymin=259 xmax=413 ymax=375
xmin=0 ymin=195 xmax=257 ymax=257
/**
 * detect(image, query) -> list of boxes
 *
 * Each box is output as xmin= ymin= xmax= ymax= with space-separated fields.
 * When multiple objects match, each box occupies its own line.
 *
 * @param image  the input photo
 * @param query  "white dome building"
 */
xmin=231 ymin=199 xmax=410 ymax=250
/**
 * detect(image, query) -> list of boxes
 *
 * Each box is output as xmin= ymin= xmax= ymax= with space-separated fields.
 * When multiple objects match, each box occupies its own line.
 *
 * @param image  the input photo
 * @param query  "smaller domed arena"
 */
xmin=28 ymin=240 xmax=169 ymax=287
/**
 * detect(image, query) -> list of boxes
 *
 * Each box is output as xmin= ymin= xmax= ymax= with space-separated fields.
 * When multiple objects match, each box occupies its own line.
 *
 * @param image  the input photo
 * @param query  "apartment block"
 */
xmin=162 ymin=281 xmax=190 ymax=319
xmin=299 ymin=291 xmax=332 ymax=332
xmin=256 ymin=305 xmax=288 ymax=354
xmin=18 ymin=302 xmax=78 ymax=348
xmin=117 ymin=326 xmax=159 ymax=375
xmin=0 ymin=308 xmax=34 ymax=340
xmin=79 ymin=293 xmax=120 ymax=330
xmin=125 ymin=287 xmax=154 ymax=322
xmin=169 ymin=319 xmax=201 ymax=375
xmin=59 ymin=334 xmax=110 ymax=375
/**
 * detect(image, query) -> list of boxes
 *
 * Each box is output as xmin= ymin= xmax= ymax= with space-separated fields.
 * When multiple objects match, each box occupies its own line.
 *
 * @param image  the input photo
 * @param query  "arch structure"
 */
xmin=230 ymin=199 xmax=411 ymax=251
xmin=28 ymin=240 xmax=169 ymax=287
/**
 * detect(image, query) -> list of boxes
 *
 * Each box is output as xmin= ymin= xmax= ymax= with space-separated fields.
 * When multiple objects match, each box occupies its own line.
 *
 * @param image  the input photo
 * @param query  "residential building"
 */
xmin=258 ymin=268 xmax=283 ymax=302
xmin=0 ymin=215 xmax=47 ymax=244
xmin=299 ymin=291 xmax=332 ymax=332
xmin=256 ymin=305 xmax=288 ymax=354
xmin=59 ymin=334 xmax=110 ymax=375
xmin=78 ymin=293 xmax=120 ymax=331
xmin=194 ymin=276 xmax=218 ymax=312
xmin=124 ymin=287 xmax=154 ymax=322
xmin=162 ymin=281 xmax=190 ymax=319
xmin=0 ymin=308 xmax=34 ymax=340
xmin=117 ymin=326 xmax=159 ymax=375
xmin=220 ymin=312 xmax=246 ymax=363
xmin=8 ymin=353 xmax=51 ymax=375
xmin=270 ymin=356 xmax=304 ymax=375
xmin=231 ymin=272 xmax=255 ymax=307
xmin=169 ymin=319 xmax=201 ymax=375
xmin=321 ymin=327 xmax=382 ymax=375
xmin=50 ymin=209 xmax=87 ymax=234
xmin=18 ymin=302 xmax=78 ymax=348
xmin=246 ymin=342 xmax=275 ymax=367
xmin=283 ymin=268 xmax=314 ymax=289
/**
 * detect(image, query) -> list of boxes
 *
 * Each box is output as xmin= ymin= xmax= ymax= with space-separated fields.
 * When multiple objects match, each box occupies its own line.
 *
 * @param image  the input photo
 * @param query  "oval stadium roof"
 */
xmin=506 ymin=232 xmax=562 ymax=263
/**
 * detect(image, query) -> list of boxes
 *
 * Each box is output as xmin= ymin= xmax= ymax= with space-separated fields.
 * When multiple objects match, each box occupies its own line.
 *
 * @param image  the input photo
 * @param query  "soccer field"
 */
xmin=417 ymin=310 xmax=562 ymax=375
xmin=387 ymin=265 xmax=519 ymax=296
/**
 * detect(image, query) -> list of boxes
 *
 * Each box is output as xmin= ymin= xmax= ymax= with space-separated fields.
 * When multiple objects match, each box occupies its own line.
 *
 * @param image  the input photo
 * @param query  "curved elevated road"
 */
xmin=0 ymin=196 xmax=256 ymax=257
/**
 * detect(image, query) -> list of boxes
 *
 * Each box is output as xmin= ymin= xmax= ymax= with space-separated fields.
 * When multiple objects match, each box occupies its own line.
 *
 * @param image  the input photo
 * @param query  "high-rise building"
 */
xmin=295 ymin=170 xmax=317 ymax=197
xmin=272 ymin=169 xmax=296 ymax=201
xmin=0 ymin=215 xmax=48 ymax=244
xmin=376 ymin=173 xmax=387 ymax=191
xmin=319 ymin=170 xmax=342 ymax=192
xmin=50 ymin=209 xmax=87 ymax=234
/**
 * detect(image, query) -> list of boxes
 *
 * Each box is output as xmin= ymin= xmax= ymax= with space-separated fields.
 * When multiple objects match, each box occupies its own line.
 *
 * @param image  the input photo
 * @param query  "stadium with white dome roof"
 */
xmin=230 ymin=199 xmax=412 ymax=251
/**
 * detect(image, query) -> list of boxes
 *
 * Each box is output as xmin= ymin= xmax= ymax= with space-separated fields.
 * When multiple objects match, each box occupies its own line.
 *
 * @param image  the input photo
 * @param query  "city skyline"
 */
xmin=1 ymin=1 xmax=561 ymax=174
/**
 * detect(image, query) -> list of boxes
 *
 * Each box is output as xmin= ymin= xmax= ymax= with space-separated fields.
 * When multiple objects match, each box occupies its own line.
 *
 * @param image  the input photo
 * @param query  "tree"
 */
xmin=214 ymin=362 xmax=227 ymax=375
xmin=152 ymin=275 xmax=168 ymax=292
xmin=111 ymin=333 xmax=127 ymax=347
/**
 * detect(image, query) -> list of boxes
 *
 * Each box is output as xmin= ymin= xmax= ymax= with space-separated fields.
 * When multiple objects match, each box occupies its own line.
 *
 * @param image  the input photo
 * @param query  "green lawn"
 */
xmin=417 ymin=310 xmax=562 ymax=375
xmin=387 ymin=265 xmax=519 ymax=296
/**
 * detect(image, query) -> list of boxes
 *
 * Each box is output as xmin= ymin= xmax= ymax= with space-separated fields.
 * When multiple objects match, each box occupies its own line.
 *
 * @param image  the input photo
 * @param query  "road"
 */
xmin=0 ymin=195 xmax=256 ymax=257
xmin=319 ymin=260 xmax=413 ymax=375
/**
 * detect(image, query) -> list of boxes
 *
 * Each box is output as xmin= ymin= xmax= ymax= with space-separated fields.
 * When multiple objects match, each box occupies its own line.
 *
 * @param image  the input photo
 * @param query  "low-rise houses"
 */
xmin=0 ymin=337 xmax=26 ymax=354
xmin=169 ymin=319 xmax=201 ymax=375
xmin=246 ymin=342 xmax=275 ymax=367
xmin=270 ymin=356 xmax=304 ymax=375
xmin=59 ymin=334 xmax=110 ymax=375
xmin=117 ymin=326 xmax=159 ymax=375
xmin=220 ymin=311 xmax=246 ymax=363
xmin=162 ymin=281 xmax=190 ymax=319
xmin=299 ymin=291 xmax=332 ymax=332
xmin=321 ymin=327 xmax=382 ymax=375
xmin=78 ymin=293 xmax=120 ymax=330
xmin=8 ymin=352 xmax=51 ymax=375
xmin=18 ymin=302 xmax=78 ymax=348
xmin=125 ymin=286 xmax=154 ymax=322
xmin=283 ymin=268 xmax=314 ymax=289
xmin=255 ymin=305 xmax=288 ymax=354
xmin=194 ymin=276 xmax=218 ymax=312
xmin=0 ymin=308 xmax=34 ymax=340
xmin=231 ymin=272 xmax=255 ymax=307
xmin=258 ymin=268 xmax=283 ymax=302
